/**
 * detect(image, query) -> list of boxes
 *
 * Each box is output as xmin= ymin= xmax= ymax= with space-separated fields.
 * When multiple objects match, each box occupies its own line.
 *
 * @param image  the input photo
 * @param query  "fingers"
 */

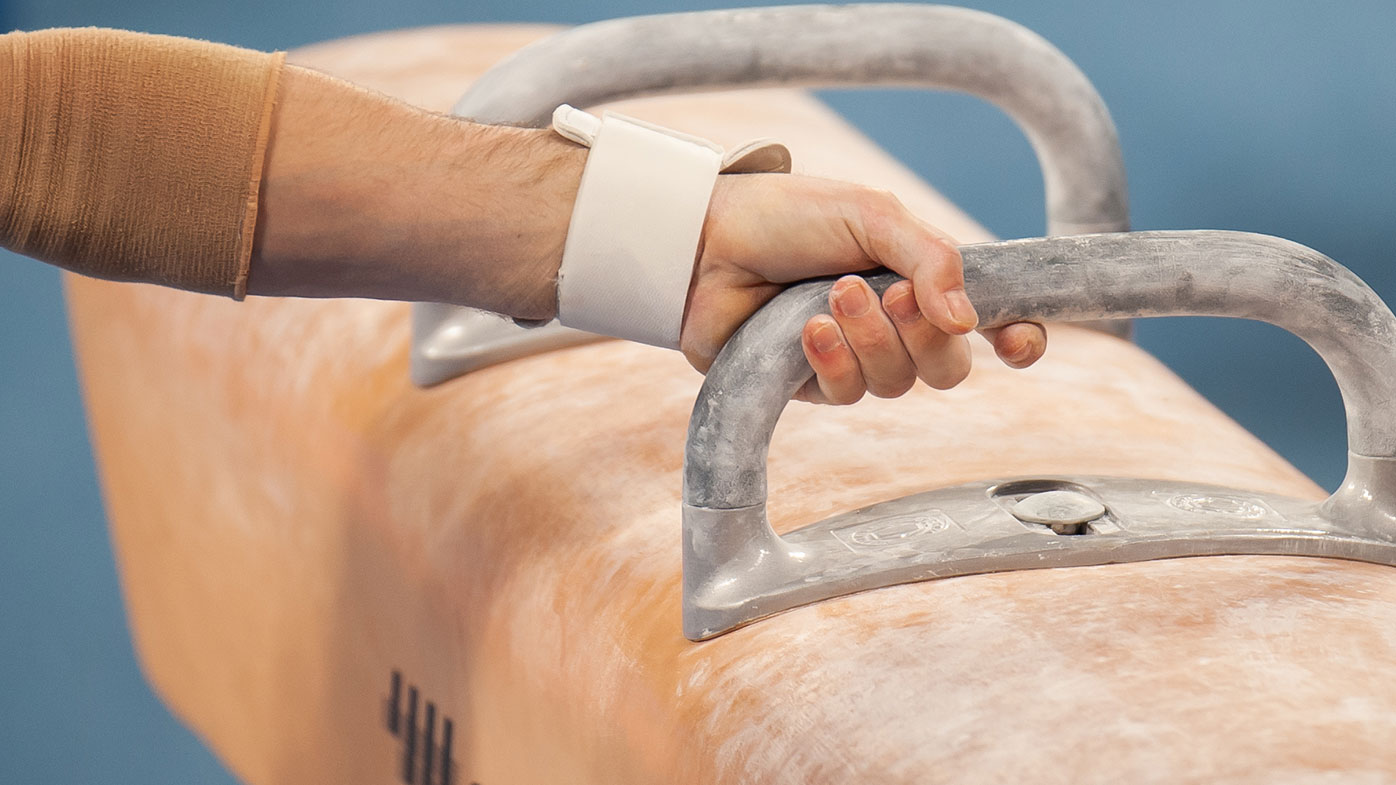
xmin=797 ymin=279 xmax=1047 ymax=406
xmin=844 ymin=189 xmax=1050 ymax=371
xmin=980 ymin=321 xmax=1048 ymax=369
xmin=829 ymin=277 xmax=916 ymax=398
xmin=880 ymin=280 xmax=972 ymax=389
xmin=686 ymin=174 xmax=1047 ymax=402
xmin=800 ymin=315 xmax=866 ymax=405
xmin=846 ymin=190 xmax=978 ymax=337
xmin=798 ymin=277 xmax=975 ymax=405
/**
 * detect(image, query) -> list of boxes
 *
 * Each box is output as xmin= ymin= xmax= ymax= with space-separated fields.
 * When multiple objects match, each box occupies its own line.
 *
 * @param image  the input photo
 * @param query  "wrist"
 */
xmin=547 ymin=104 xmax=790 ymax=349
xmin=459 ymin=125 xmax=585 ymax=319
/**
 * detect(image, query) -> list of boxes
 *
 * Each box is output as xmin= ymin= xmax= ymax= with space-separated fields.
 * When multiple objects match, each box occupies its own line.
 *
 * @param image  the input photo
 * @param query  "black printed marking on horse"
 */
xmin=385 ymin=669 xmax=460 ymax=785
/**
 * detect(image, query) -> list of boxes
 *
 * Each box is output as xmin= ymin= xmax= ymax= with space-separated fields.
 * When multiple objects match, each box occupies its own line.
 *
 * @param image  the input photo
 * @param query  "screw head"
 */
xmin=1012 ymin=490 xmax=1106 ymax=526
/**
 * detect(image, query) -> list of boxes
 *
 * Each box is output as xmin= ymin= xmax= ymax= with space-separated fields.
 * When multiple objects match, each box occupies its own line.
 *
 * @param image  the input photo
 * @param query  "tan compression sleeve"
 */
xmin=0 ymin=28 xmax=284 ymax=298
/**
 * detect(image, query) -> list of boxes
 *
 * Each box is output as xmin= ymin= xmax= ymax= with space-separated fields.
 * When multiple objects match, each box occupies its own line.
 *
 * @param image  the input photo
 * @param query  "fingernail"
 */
xmin=886 ymin=287 xmax=921 ymax=325
xmin=944 ymin=288 xmax=979 ymax=331
xmin=811 ymin=323 xmax=842 ymax=353
xmin=833 ymin=281 xmax=871 ymax=317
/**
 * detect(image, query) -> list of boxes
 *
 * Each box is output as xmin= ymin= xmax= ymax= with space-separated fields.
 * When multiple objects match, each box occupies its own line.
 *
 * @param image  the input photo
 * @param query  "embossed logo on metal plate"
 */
xmin=831 ymin=511 xmax=957 ymax=552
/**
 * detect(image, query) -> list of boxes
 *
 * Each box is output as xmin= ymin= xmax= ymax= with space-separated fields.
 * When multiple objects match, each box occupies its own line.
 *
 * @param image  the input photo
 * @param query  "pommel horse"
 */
xmin=66 ymin=7 xmax=1396 ymax=783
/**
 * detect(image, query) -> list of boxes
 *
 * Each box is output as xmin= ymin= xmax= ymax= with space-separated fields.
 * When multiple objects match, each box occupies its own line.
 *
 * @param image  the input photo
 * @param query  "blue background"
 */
xmin=2 ymin=0 xmax=1393 ymax=781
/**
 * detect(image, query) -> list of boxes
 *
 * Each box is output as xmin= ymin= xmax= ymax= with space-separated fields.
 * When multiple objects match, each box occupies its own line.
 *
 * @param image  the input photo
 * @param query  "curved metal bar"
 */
xmin=681 ymin=229 xmax=1396 ymax=638
xmin=412 ymin=4 xmax=1135 ymax=387
xmin=685 ymin=230 xmax=1396 ymax=508
xmin=455 ymin=4 xmax=1127 ymax=237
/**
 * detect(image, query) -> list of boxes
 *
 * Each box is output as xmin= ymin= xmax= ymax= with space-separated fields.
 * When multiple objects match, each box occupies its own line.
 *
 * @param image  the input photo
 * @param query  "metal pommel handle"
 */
xmin=457 ymin=3 xmax=1127 ymax=237
xmin=414 ymin=3 xmax=1132 ymax=388
xmin=682 ymin=230 xmax=1396 ymax=639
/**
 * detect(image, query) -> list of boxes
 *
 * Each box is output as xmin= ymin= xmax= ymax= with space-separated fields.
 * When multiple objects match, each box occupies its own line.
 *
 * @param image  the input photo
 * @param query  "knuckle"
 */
xmin=857 ymin=187 xmax=903 ymax=224
xmin=928 ymin=242 xmax=963 ymax=274
xmin=893 ymin=313 xmax=938 ymax=344
xmin=865 ymin=185 xmax=899 ymax=208
xmin=845 ymin=321 xmax=898 ymax=353
xmin=901 ymin=323 xmax=950 ymax=356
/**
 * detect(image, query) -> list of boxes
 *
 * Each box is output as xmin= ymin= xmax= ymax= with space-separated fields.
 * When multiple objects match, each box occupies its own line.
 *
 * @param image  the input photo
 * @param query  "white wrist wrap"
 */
xmin=552 ymin=105 xmax=723 ymax=349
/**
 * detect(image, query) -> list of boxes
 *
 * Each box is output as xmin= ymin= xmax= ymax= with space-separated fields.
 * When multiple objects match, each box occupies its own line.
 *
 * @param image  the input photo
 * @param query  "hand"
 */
xmin=681 ymin=174 xmax=1047 ymax=404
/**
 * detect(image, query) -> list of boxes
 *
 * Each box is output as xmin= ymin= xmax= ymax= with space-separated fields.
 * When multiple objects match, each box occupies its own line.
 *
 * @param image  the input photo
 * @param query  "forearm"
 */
xmin=249 ymin=64 xmax=585 ymax=318
xmin=0 ymin=27 xmax=1045 ymax=394
xmin=0 ymin=28 xmax=583 ymax=318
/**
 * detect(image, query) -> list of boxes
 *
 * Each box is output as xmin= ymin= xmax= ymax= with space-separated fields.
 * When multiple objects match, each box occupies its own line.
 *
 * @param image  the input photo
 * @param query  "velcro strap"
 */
xmin=553 ymin=105 xmax=724 ymax=349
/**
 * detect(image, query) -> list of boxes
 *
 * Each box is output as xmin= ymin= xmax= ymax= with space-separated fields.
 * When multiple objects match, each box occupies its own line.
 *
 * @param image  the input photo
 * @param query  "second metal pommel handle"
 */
xmin=414 ymin=3 xmax=1131 ymax=388
xmin=682 ymin=230 xmax=1396 ymax=639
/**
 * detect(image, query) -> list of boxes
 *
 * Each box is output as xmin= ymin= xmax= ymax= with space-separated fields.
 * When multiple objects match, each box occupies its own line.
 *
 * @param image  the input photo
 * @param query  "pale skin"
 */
xmin=251 ymin=64 xmax=1048 ymax=403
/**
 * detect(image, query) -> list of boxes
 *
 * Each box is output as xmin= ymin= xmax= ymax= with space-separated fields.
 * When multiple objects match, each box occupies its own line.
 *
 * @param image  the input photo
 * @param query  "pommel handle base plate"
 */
xmin=682 ymin=474 xmax=1396 ymax=640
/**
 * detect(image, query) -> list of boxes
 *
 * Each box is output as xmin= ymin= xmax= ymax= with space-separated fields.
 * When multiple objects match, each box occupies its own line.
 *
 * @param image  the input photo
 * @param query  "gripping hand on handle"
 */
xmin=683 ymin=174 xmax=1048 ymax=404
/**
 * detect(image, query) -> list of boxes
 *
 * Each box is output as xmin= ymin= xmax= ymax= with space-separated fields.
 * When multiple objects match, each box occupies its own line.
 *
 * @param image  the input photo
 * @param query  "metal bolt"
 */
xmin=1012 ymin=490 xmax=1106 ymax=535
